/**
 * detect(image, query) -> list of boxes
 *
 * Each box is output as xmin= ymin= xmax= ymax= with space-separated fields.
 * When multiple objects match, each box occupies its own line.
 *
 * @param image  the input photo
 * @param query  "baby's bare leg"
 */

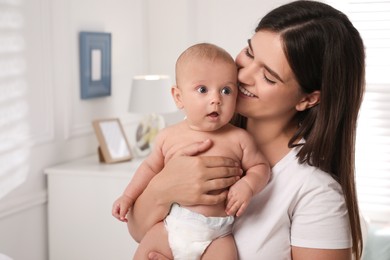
xmin=133 ymin=221 xmax=173 ymax=260
xmin=202 ymin=234 xmax=238 ymax=260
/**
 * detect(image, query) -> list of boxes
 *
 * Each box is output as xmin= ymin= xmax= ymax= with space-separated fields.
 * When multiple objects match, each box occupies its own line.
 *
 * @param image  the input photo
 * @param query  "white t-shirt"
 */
xmin=233 ymin=145 xmax=352 ymax=259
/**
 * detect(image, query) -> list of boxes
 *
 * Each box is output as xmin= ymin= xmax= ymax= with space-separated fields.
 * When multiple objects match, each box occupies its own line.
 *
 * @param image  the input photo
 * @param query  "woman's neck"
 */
xmin=246 ymin=118 xmax=298 ymax=167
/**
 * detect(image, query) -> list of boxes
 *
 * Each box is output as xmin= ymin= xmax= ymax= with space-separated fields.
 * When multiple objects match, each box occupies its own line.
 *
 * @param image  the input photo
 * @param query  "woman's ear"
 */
xmin=296 ymin=90 xmax=320 ymax=111
xmin=171 ymin=85 xmax=184 ymax=109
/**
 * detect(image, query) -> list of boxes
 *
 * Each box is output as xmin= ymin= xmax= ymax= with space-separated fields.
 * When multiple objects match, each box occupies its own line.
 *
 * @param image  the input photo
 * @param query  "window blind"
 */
xmin=326 ymin=0 xmax=390 ymax=223
xmin=0 ymin=0 xmax=30 ymax=199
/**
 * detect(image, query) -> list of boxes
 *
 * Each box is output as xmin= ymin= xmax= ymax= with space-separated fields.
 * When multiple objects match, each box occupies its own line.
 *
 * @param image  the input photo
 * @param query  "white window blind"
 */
xmin=0 ymin=0 xmax=30 ymax=199
xmin=326 ymin=0 xmax=390 ymax=223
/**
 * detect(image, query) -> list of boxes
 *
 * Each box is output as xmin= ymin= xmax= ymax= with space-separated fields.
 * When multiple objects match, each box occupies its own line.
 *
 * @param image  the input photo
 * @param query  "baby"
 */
xmin=112 ymin=43 xmax=270 ymax=260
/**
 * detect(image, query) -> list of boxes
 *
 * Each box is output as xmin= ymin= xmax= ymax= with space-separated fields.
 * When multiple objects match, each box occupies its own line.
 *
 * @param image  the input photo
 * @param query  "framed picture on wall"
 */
xmin=92 ymin=118 xmax=132 ymax=163
xmin=79 ymin=31 xmax=111 ymax=99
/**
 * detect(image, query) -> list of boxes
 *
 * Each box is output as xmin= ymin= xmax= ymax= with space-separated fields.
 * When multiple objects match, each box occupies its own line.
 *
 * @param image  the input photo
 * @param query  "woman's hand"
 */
xmin=148 ymin=252 xmax=172 ymax=260
xmin=150 ymin=139 xmax=243 ymax=207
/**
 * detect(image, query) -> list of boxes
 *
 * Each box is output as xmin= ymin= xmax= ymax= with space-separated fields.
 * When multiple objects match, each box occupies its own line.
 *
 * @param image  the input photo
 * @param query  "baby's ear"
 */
xmin=171 ymin=85 xmax=184 ymax=109
xmin=296 ymin=90 xmax=320 ymax=111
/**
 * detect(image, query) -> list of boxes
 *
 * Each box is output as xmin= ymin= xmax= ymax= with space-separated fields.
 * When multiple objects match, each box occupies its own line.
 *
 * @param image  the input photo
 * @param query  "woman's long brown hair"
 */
xmin=235 ymin=1 xmax=365 ymax=258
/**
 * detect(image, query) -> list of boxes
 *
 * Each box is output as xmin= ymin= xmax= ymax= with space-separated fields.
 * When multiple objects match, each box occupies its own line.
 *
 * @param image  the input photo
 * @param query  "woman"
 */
xmin=128 ymin=1 xmax=365 ymax=259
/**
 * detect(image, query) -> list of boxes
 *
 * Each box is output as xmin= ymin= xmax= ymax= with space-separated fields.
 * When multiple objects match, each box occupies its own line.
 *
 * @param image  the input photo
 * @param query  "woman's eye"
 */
xmin=221 ymin=87 xmax=232 ymax=95
xmin=264 ymin=75 xmax=276 ymax=85
xmin=245 ymin=48 xmax=254 ymax=59
xmin=197 ymin=86 xmax=207 ymax=93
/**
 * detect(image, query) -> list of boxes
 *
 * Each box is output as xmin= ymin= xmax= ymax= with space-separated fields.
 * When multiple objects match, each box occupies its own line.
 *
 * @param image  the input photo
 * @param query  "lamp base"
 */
xmin=133 ymin=114 xmax=165 ymax=157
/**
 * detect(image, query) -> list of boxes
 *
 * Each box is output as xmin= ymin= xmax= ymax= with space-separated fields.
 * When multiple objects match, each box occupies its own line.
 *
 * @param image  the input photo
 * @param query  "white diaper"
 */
xmin=164 ymin=203 xmax=234 ymax=260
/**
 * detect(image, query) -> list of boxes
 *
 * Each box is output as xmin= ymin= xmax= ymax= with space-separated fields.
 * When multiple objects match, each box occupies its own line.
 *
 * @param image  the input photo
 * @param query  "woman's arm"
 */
xmin=126 ymin=139 xmax=242 ymax=242
xmin=291 ymin=247 xmax=352 ymax=260
xmin=145 ymin=240 xmax=353 ymax=260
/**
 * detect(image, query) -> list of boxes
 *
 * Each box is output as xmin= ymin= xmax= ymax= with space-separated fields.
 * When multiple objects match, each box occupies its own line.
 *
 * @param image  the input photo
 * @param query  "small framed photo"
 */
xmin=92 ymin=118 xmax=132 ymax=163
xmin=79 ymin=31 xmax=111 ymax=99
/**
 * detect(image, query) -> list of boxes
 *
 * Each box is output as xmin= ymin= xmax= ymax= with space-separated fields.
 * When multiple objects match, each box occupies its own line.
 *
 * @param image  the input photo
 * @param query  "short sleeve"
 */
xmin=290 ymin=170 xmax=352 ymax=249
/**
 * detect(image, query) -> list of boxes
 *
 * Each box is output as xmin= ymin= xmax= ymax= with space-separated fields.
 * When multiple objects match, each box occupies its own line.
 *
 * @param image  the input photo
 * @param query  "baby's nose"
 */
xmin=210 ymin=93 xmax=222 ymax=105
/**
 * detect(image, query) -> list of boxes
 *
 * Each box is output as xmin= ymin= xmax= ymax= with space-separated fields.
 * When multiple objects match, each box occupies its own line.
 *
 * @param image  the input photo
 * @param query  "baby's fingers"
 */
xmin=119 ymin=205 xmax=129 ymax=222
xmin=225 ymin=198 xmax=240 ymax=216
xmin=235 ymin=202 xmax=249 ymax=217
xmin=112 ymin=203 xmax=121 ymax=219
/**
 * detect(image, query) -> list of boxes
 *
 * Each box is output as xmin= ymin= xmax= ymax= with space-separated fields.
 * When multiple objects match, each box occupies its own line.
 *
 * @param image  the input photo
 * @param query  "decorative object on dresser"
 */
xmin=128 ymin=75 xmax=177 ymax=156
xmin=79 ymin=31 xmax=111 ymax=99
xmin=92 ymin=118 xmax=132 ymax=163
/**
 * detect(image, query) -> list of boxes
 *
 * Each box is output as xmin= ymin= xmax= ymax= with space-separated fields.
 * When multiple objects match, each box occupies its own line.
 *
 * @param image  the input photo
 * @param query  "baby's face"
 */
xmin=175 ymin=58 xmax=238 ymax=132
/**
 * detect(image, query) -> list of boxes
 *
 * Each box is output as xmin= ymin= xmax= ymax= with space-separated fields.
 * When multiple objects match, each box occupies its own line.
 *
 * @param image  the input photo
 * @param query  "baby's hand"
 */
xmin=225 ymin=180 xmax=253 ymax=217
xmin=112 ymin=195 xmax=135 ymax=222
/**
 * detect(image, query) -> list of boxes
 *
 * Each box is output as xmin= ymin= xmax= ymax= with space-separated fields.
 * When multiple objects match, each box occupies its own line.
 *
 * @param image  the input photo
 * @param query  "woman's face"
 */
xmin=236 ymin=30 xmax=304 ymax=122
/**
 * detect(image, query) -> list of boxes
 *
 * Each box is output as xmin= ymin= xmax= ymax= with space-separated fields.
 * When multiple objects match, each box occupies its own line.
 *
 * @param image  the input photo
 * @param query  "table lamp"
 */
xmin=129 ymin=75 xmax=177 ymax=156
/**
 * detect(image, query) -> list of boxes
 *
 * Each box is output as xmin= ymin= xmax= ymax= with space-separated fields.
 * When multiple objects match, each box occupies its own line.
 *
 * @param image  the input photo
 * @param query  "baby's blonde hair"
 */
xmin=175 ymin=43 xmax=236 ymax=85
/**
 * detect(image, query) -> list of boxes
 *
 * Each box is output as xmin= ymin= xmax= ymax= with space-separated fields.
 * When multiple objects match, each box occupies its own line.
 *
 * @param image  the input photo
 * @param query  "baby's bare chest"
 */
xmin=162 ymin=132 xmax=243 ymax=162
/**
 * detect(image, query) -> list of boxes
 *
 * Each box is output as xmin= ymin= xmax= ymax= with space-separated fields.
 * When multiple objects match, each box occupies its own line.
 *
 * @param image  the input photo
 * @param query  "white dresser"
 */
xmin=45 ymin=155 xmax=142 ymax=260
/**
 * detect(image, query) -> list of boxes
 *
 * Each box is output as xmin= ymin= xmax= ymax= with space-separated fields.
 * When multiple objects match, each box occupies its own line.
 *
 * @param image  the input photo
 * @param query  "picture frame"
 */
xmin=92 ymin=118 xmax=132 ymax=163
xmin=79 ymin=31 xmax=111 ymax=99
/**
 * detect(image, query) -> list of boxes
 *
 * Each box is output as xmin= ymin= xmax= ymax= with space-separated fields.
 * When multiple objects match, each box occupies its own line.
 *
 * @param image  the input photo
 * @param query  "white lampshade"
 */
xmin=128 ymin=75 xmax=178 ymax=157
xmin=129 ymin=75 xmax=177 ymax=114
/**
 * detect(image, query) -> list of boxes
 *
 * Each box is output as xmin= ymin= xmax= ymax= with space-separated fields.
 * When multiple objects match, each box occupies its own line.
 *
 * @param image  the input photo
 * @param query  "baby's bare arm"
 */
xmin=242 ymin=162 xmax=270 ymax=194
xmin=112 ymin=158 xmax=163 ymax=222
xmin=239 ymin=131 xmax=270 ymax=194
xmin=225 ymin=161 xmax=269 ymax=217
xmin=226 ymin=130 xmax=270 ymax=216
xmin=112 ymin=132 xmax=166 ymax=222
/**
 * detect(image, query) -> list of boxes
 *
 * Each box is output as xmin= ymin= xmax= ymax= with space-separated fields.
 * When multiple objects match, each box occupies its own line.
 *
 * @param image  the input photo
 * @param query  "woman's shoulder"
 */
xmin=274 ymin=147 xmax=342 ymax=193
xmin=296 ymin=166 xmax=344 ymax=203
xmin=283 ymin=157 xmax=344 ymax=206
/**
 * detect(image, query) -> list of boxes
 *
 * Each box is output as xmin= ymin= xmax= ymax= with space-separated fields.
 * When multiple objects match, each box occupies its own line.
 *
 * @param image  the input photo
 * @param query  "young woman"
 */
xmin=127 ymin=1 xmax=365 ymax=259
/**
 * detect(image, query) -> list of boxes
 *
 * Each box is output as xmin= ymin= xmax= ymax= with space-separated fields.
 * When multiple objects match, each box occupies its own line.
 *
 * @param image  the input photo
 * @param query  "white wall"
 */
xmin=0 ymin=0 xmax=290 ymax=259
xmin=147 ymin=0 xmax=291 ymax=80
xmin=0 ymin=0 xmax=148 ymax=259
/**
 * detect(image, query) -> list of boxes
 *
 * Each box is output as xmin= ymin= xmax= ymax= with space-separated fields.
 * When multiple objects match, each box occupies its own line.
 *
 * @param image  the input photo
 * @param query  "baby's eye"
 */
xmin=197 ymin=86 xmax=208 ymax=93
xmin=221 ymin=87 xmax=232 ymax=95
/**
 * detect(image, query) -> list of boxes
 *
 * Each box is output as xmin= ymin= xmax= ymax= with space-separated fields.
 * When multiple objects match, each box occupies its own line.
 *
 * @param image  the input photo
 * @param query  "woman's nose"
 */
xmin=237 ymin=58 xmax=255 ymax=86
xmin=238 ymin=65 xmax=255 ymax=86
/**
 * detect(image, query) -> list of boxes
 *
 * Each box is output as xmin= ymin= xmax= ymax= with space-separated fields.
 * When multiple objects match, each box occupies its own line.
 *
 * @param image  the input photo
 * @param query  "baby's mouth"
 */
xmin=239 ymin=85 xmax=257 ymax=98
xmin=207 ymin=112 xmax=219 ymax=118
